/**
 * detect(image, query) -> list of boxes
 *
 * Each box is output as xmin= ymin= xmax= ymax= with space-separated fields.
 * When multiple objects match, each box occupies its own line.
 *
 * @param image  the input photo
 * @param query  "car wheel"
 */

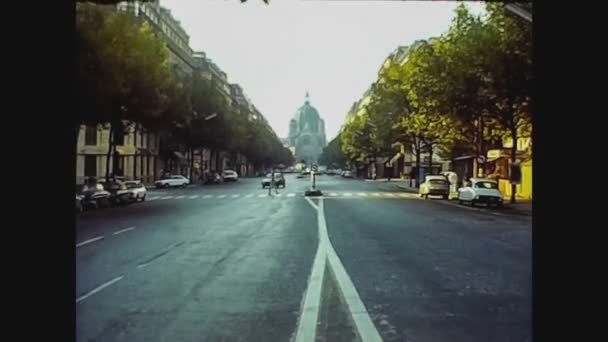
xmin=458 ymin=199 xmax=463 ymax=205
xmin=442 ymin=194 xmax=448 ymax=200
xmin=140 ymin=194 xmax=146 ymax=202
xmin=471 ymin=200 xmax=476 ymax=207
xmin=164 ymin=183 xmax=170 ymax=188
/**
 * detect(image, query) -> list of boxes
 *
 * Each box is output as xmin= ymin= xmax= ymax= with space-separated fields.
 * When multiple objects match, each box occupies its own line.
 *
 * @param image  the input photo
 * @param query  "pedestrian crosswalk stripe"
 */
xmin=344 ymin=193 xmax=353 ymax=197
xmin=330 ymin=193 xmax=339 ymax=196
xmin=188 ymin=195 xmax=199 ymax=199
xmin=371 ymin=193 xmax=381 ymax=197
xmin=275 ymin=193 xmax=282 ymax=197
xmin=287 ymin=193 xmax=296 ymax=197
xmin=398 ymin=193 xmax=410 ymax=198
xmin=217 ymin=194 xmax=226 ymax=198
xmin=385 ymin=193 xmax=396 ymax=197
xmin=161 ymin=196 xmax=174 ymax=200
xmin=245 ymin=194 xmax=254 ymax=198
xmin=175 ymin=195 xmax=186 ymax=199
xmin=231 ymin=194 xmax=240 ymax=198
xmin=203 ymin=195 xmax=213 ymax=199
xmin=357 ymin=193 xmax=367 ymax=197
xmin=149 ymin=196 xmax=160 ymax=200
xmin=258 ymin=194 xmax=267 ymax=198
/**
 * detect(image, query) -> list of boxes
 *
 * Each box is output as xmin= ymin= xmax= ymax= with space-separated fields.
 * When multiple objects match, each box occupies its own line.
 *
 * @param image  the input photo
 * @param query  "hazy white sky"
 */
xmin=162 ymin=0 xmax=485 ymax=141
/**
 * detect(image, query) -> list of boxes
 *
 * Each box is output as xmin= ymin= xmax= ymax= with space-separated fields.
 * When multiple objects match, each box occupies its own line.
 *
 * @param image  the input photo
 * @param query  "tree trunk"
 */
xmin=510 ymin=127 xmax=518 ymax=204
xmin=189 ymin=146 xmax=194 ymax=183
xmin=415 ymin=143 xmax=421 ymax=188
xmin=105 ymin=123 xmax=114 ymax=181
xmin=428 ymin=143 xmax=433 ymax=175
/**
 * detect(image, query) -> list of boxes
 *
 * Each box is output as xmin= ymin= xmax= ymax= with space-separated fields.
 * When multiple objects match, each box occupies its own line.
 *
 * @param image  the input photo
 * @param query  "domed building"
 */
xmin=288 ymin=93 xmax=327 ymax=165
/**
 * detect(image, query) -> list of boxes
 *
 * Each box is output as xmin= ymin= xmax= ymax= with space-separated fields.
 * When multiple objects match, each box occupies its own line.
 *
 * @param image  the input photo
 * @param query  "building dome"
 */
xmin=294 ymin=96 xmax=320 ymax=133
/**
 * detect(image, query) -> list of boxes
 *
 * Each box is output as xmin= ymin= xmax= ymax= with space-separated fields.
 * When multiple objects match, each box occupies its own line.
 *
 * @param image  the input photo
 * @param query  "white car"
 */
xmin=125 ymin=180 xmax=147 ymax=202
xmin=419 ymin=175 xmax=450 ymax=199
xmin=458 ymin=178 xmax=504 ymax=207
xmin=223 ymin=170 xmax=238 ymax=182
xmin=155 ymin=175 xmax=189 ymax=188
xmin=342 ymin=170 xmax=353 ymax=178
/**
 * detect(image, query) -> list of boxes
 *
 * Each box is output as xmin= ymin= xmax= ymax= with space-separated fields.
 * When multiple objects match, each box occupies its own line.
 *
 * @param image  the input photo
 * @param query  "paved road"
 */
xmin=76 ymin=174 xmax=531 ymax=342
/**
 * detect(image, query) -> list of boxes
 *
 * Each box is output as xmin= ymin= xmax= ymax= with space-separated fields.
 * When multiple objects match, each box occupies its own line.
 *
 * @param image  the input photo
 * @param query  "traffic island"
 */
xmin=305 ymin=189 xmax=323 ymax=197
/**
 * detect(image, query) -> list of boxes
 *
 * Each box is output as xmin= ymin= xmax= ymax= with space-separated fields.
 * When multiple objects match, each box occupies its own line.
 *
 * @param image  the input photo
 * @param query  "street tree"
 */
xmin=77 ymin=3 xmax=172 ymax=179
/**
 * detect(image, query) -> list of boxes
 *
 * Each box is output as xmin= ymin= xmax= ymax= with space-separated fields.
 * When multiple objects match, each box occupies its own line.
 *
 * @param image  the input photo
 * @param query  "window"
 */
xmin=84 ymin=155 xmax=97 ymax=177
xmin=475 ymin=182 xmax=498 ymax=189
xmin=85 ymin=125 xmax=97 ymax=146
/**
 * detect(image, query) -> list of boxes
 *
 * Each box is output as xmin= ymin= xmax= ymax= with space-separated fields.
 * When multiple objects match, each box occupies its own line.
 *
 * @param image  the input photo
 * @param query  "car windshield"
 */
xmin=475 ymin=181 xmax=498 ymax=189
xmin=76 ymin=2 xmax=532 ymax=341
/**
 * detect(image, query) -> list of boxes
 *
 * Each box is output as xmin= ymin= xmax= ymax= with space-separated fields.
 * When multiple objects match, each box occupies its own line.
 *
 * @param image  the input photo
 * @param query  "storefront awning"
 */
xmin=173 ymin=151 xmax=186 ymax=160
xmin=390 ymin=152 xmax=403 ymax=164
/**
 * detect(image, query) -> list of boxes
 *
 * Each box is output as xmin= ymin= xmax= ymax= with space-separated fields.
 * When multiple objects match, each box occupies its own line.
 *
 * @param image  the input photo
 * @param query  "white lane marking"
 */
xmin=112 ymin=226 xmax=135 ymax=236
xmin=371 ymin=193 xmax=381 ymax=197
xmin=76 ymin=275 xmax=124 ymax=303
xmin=137 ymin=262 xmax=149 ymax=269
xmin=318 ymin=199 xmax=382 ymax=342
xmin=294 ymin=218 xmax=326 ymax=342
xmin=175 ymin=195 xmax=186 ymax=199
xmin=357 ymin=192 xmax=367 ymax=197
xmin=398 ymin=193 xmax=410 ymax=198
xmin=329 ymin=192 xmax=339 ymax=197
xmin=217 ymin=194 xmax=226 ymax=198
xmin=304 ymin=197 xmax=318 ymax=210
xmin=275 ymin=193 xmax=282 ymax=197
xmin=344 ymin=192 xmax=353 ymax=197
xmin=258 ymin=194 xmax=267 ymax=198
xmin=231 ymin=194 xmax=240 ymax=198
xmin=160 ymin=196 xmax=174 ymax=200
xmin=76 ymin=236 xmax=104 ymax=248
xmin=385 ymin=193 xmax=396 ymax=197
xmin=245 ymin=194 xmax=254 ymax=198
xmin=188 ymin=195 xmax=199 ymax=199
xmin=148 ymin=196 xmax=160 ymax=200
xmin=287 ymin=193 xmax=296 ymax=197
xmin=203 ymin=195 xmax=213 ymax=199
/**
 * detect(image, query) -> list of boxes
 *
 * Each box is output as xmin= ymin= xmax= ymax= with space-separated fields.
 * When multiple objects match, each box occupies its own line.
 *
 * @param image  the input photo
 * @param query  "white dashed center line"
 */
xmin=76 ymin=275 xmax=124 ymax=303
xmin=330 ymin=192 xmax=339 ymax=197
xmin=372 ymin=193 xmax=381 ymax=197
xmin=358 ymin=192 xmax=367 ymax=197
xmin=161 ymin=196 xmax=174 ymax=200
xmin=287 ymin=193 xmax=296 ymax=197
xmin=245 ymin=194 xmax=254 ymax=198
xmin=231 ymin=194 xmax=240 ymax=198
xmin=76 ymin=236 xmax=104 ymax=248
xmin=148 ymin=196 xmax=159 ymax=201
xmin=175 ymin=195 xmax=186 ymax=199
xmin=344 ymin=192 xmax=353 ymax=197
xmin=217 ymin=194 xmax=226 ymax=198
xmin=258 ymin=194 xmax=267 ymax=198
xmin=188 ymin=195 xmax=199 ymax=199
xmin=203 ymin=195 xmax=213 ymax=199
xmin=112 ymin=226 xmax=135 ymax=236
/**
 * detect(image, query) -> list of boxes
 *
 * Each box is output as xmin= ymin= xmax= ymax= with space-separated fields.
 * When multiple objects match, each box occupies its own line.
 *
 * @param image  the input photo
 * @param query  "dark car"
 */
xmin=261 ymin=173 xmax=285 ymax=188
xmin=99 ymin=179 xmax=132 ymax=205
xmin=79 ymin=183 xmax=111 ymax=210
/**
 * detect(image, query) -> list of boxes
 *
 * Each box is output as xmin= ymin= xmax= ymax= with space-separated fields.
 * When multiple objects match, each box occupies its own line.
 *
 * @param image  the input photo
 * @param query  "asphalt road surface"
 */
xmin=76 ymin=174 xmax=531 ymax=342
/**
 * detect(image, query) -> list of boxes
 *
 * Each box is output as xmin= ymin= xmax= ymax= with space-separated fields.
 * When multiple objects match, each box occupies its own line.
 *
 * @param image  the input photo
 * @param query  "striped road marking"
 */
xmin=357 ymin=192 xmax=367 ymax=197
xmin=217 ymin=194 xmax=226 ymax=198
xmin=76 ymin=275 xmax=124 ymax=303
xmin=344 ymin=193 xmax=353 ymax=197
xmin=258 ymin=194 xmax=267 ymax=198
xmin=203 ymin=195 xmax=213 ymax=199
xmin=112 ymin=226 xmax=135 ymax=236
xmin=231 ymin=194 xmax=240 ymax=198
xmin=329 ymin=192 xmax=339 ymax=197
xmin=148 ymin=196 xmax=160 ymax=201
xmin=287 ymin=193 xmax=296 ymax=197
xmin=245 ymin=194 xmax=254 ymax=198
xmin=76 ymin=236 xmax=104 ymax=248
xmin=175 ymin=195 xmax=186 ymax=199
xmin=161 ymin=196 xmax=174 ymax=200
xmin=371 ymin=193 xmax=381 ymax=197
xmin=188 ymin=195 xmax=199 ymax=199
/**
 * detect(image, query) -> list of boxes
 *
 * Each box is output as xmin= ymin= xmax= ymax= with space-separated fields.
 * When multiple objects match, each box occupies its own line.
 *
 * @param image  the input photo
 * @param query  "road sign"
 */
xmin=477 ymin=155 xmax=486 ymax=164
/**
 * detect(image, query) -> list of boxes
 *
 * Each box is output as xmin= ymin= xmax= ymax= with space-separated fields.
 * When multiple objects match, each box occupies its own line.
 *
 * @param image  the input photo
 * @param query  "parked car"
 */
xmin=342 ymin=170 xmax=354 ymax=178
xmin=223 ymin=170 xmax=239 ymax=182
xmin=76 ymin=194 xmax=84 ymax=213
xmin=296 ymin=172 xmax=305 ymax=179
xmin=100 ymin=179 xmax=132 ymax=206
xmin=125 ymin=180 xmax=147 ymax=202
xmin=262 ymin=173 xmax=285 ymax=188
xmin=155 ymin=175 xmax=189 ymax=188
xmin=458 ymin=178 xmax=504 ymax=207
xmin=80 ymin=183 xmax=111 ymax=210
xmin=419 ymin=175 xmax=450 ymax=199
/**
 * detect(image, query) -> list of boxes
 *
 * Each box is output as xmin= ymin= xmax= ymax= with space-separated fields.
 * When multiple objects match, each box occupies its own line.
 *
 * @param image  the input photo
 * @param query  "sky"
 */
xmin=162 ymin=0 xmax=486 ymax=141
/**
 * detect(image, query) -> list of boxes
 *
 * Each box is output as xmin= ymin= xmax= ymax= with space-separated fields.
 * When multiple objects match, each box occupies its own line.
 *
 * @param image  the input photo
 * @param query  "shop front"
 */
xmin=485 ymin=149 xmax=532 ymax=200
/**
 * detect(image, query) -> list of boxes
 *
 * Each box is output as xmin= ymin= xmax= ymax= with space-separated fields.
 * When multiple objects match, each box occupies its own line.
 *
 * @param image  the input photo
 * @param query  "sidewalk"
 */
xmin=383 ymin=182 xmax=532 ymax=216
